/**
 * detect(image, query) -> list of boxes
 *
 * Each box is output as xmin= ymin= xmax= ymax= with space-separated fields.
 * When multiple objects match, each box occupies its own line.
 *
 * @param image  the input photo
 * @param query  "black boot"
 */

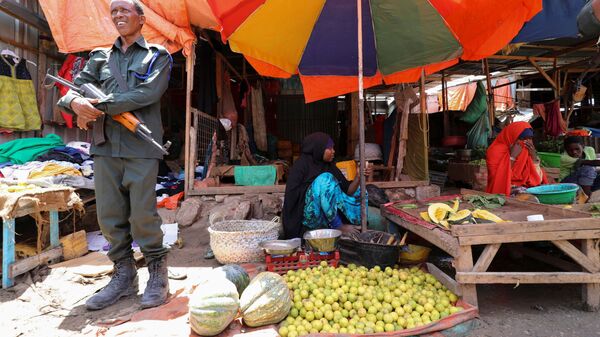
xmin=85 ymin=257 xmax=138 ymax=310
xmin=140 ymin=256 xmax=169 ymax=308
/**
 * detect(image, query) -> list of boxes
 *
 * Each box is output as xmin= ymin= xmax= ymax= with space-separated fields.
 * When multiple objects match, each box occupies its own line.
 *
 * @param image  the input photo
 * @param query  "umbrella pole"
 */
xmin=357 ymin=0 xmax=367 ymax=232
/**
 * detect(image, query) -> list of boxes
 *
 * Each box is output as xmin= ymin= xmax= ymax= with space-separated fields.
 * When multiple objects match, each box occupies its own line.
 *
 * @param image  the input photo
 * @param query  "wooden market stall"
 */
xmin=382 ymin=189 xmax=600 ymax=311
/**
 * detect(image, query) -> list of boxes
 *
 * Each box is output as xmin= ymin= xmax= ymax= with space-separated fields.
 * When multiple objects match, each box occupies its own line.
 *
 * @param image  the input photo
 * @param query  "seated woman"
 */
xmin=486 ymin=121 xmax=547 ymax=196
xmin=560 ymin=136 xmax=600 ymax=196
xmin=282 ymin=132 xmax=370 ymax=239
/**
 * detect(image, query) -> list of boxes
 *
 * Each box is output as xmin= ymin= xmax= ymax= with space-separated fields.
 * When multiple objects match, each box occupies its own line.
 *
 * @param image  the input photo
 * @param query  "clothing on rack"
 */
xmin=55 ymin=54 xmax=87 ymax=128
xmin=251 ymin=84 xmax=267 ymax=152
xmin=0 ymin=55 xmax=41 ymax=130
xmin=532 ymin=99 xmax=566 ymax=136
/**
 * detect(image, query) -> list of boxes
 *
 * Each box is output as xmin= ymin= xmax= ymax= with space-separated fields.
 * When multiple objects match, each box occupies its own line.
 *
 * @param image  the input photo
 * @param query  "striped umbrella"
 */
xmin=208 ymin=0 xmax=541 ymax=103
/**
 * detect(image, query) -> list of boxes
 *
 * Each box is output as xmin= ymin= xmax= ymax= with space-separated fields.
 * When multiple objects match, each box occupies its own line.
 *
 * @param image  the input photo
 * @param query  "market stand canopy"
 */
xmin=208 ymin=0 xmax=542 ymax=102
xmin=38 ymin=0 xmax=205 ymax=56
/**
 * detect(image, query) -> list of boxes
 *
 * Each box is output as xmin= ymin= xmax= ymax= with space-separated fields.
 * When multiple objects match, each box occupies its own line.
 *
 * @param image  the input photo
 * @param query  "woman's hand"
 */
xmin=509 ymin=142 xmax=522 ymax=160
xmin=339 ymin=224 xmax=360 ymax=234
xmin=523 ymin=140 xmax=540 ymax=162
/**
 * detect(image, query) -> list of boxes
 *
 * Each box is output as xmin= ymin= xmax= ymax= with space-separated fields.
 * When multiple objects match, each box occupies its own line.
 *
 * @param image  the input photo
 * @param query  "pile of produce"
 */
xmin=188 ymin=266 xmax=292 ymax=336
xmin=279 ymin=262 xmax=463 ymax=336
xmin=420 ymin=198 xmax=505 ymax=229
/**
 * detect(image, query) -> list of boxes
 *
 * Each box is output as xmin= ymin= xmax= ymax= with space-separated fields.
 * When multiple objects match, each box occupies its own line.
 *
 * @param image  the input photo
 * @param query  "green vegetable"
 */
xmin=398 ymin=204 xmax=418 ymax=209
xmin=465 ymin=194 xmax=505 ymax=209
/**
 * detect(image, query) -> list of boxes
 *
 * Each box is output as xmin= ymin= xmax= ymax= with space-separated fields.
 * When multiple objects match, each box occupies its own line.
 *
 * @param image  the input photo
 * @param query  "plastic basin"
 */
xmin=525 ymin=183 xmax=579 ymax=204
xmin=399 ymin=244 xmax=432 ymax=264
xmin=538 ymin=152 xmax=561 ymax=168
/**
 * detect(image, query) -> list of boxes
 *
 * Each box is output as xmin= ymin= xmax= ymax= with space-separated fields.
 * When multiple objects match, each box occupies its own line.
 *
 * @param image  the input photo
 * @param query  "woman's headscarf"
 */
xmin=486 ymin=121 xmax=547 ymax=196
xmin=282 ymin=132 xmax=349 ymax=239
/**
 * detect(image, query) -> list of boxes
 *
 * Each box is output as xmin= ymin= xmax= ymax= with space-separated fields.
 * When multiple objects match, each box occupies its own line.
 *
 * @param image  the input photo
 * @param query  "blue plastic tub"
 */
xmin=525 ymin=183 xmax=579 ymax=204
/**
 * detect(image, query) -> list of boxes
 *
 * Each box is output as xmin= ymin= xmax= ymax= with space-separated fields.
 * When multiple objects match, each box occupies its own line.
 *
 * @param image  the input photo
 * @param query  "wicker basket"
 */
xmin=208 ymin=217 xmax=281 ymax=264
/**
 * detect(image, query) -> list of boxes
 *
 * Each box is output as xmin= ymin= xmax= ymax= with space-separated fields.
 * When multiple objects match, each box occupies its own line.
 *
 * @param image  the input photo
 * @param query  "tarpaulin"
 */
xmin=439 ymin=83 xmax=477 ymax=112
xmin=460 ymin=82 xmax=488 ymax=124
xmin=512 ymin=0 xmax=587 ymax=43
xmin=39 ymin=0 xmax=196 ymax=56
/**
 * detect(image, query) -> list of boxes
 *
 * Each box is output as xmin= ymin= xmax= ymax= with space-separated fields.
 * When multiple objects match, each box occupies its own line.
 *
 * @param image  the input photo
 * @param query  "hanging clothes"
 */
xmin=533 ymin=99 xmax=566 ymax=137
xmin=486 ymin=122 xmax=548 ymax=196
xmin=439 ymin=82 xmax=477 ymax=111
xmin=251 ymin=84 xmax=268 ymax=152
xmin=55 ymin=54 xmax=87 ymax=128
xmin=493 ymin=78 xmax=515 ymax=111
xmin=0 ymin=55 xmax=41 ymax=131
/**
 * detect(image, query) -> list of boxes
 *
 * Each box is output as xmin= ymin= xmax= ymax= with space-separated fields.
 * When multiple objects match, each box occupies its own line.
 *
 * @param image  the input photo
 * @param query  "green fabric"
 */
xmin=405 ymin=114 xmax=428 ymax=180
xmin=94 ymin=156 xmax=166 ymax=263
xmin=234 ymin=165 xmax=277 ymax=186
xmin=460 ymin=81 xmax=488 ymax=124
xmin=370 ymin=0 xmax=461 ymax=75
xmin=0 ymin=134 xmax=64 ymax=164
xmin=559 ymin=146 xmax=596 ymax=180
xmin=57 ymin=36 xmax=172 ymax=159
xmin=466 ymin=111 xmax=490 ymax=149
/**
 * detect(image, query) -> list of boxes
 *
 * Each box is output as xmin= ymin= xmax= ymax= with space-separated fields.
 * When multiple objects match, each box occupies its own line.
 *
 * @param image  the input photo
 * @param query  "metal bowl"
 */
xmin=259 ymin=238 xmax=301 ymax=256
xmin=303 ymin=229 xmax=342 ymax=252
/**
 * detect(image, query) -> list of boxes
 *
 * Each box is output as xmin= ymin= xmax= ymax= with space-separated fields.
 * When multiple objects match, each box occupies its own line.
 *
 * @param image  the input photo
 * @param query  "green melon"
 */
xmin=240 ymin=272 xmax=292 ymax=327
xmin=214 ymin=264 xmax=250 ymax=294
xmin=189 ymin=278 xmax=240 ymax=336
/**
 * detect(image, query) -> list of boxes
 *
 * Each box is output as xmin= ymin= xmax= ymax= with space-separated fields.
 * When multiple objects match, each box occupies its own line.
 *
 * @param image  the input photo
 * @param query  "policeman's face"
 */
xmin=110 ymin=1 xmax=145 ymax=38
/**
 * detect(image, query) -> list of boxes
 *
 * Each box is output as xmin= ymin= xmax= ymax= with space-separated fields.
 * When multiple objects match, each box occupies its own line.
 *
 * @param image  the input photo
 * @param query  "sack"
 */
xmin=460 ymin=81 xmax=488 ymax=124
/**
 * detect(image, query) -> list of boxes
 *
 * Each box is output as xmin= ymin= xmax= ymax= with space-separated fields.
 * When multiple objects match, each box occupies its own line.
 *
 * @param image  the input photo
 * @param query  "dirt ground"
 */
xmin=1 ymin=208 xmax=600 ymax=337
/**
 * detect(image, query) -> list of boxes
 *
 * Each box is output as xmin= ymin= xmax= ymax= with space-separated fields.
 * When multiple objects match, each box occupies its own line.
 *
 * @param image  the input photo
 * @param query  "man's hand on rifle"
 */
xmin=70 ymin=97 xmax=103 ymax=130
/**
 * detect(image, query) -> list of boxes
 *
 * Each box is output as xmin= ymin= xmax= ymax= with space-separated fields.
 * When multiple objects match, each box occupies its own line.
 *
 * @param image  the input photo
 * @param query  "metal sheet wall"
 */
xmin=276 ymin=95 xmax=339 ymax=145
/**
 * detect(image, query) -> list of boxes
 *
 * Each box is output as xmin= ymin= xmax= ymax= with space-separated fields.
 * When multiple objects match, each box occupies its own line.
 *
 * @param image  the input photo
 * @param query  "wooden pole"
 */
xmin=357 ymin=0 xmax=367 ymax=232
xmin=420 ymin=70 xmax=429 ymax=179
xmin=483 ymin=59 xmax=495 ymax=128
xmin=442 ymin=71 xmax=449 ymax=137
xmin=184 ymin=46 xmax=196 ymax=195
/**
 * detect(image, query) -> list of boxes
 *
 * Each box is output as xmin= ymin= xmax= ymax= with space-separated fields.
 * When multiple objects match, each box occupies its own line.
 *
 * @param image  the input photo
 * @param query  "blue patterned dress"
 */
xmin=303 ymin=172 xmax=364 ymax=229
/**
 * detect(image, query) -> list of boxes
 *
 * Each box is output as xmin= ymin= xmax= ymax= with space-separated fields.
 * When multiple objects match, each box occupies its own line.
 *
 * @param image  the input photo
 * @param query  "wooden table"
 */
xmin=1 ymin=186 xmax=82 ymax=288
xmin=382 ymin=189 xmax=600 ymax=311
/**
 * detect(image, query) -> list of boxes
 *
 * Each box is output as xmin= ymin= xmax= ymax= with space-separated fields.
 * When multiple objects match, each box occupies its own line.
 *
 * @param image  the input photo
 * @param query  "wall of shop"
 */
xmin=0 ymin=0 xmax=89 ymax=146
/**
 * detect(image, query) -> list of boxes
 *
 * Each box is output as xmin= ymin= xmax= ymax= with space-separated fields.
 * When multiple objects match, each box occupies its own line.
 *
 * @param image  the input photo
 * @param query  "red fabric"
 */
xmin=374 ymin=114 xmax=385 ymax=145
xmin=56 ymin=54 xmax=87 ymax=128
xmin=486 ymin=121 xmax=547 ymax=196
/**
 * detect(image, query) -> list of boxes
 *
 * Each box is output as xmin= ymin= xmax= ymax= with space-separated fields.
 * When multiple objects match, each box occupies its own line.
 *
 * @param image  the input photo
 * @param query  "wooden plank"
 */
xmin=459 ymin=229 xmax=600 ymax=246
xmin=483 ymin=59 xmax=495 ymax=128
xmin=49 ymin=211 xmax=59 ymax=248
xmin=0 ymin=0 xmax=51 ymax=34
xmin=383 ymin=210 xmax=460 ymax=257
xmin=9 ymin=247 xmax=63 ymax=278
xmin=460 ymin=188 xmax=592 ymax=218
xmin=456 ymin=272 xmax=600 ymax=284
xmin=529 ymin=57 xmax=557 ymax=89
xmin=512 ymin=245 xmax=580 ymax=272
xmin=487 ymin=55 xmax=556 ymax=62
xmin=184 ymin=52 xmax=195 ymax=195
xmin=369 ymin=181 xmax=429 ymax=189
xmin=551 ymin=240 xmax=600 ymax=273
xmin=452 ymin=218 xmax=600 ymax=237
xmin=190 ymin=185 xmax=286 ymax=195
xmin=426 ymin=263 xmax=461 ymax=296
xmin=2 ymin=218 xmax=15 ymax=288
xmin=582 ymin=239 xmax=600 ymax=311
xmin=472 ymin=243 xmax=501 ymax=272
xmin=455 ymin=245 xmax=478 ymax=306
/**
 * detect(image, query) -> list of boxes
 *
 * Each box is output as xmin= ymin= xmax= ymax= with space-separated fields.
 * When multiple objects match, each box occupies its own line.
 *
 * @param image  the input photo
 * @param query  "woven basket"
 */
xmin=208 ymin=217 xmax=281 ymax=264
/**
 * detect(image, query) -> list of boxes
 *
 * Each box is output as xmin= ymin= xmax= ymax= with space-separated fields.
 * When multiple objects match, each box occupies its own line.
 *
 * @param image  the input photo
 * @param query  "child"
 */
xmin=560 ymin=136 xmax=600 ymax=196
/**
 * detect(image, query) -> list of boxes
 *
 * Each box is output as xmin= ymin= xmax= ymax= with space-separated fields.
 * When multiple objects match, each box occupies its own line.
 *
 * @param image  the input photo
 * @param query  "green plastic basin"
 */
xmin=525 ymin=183 xmax=579 ymax=204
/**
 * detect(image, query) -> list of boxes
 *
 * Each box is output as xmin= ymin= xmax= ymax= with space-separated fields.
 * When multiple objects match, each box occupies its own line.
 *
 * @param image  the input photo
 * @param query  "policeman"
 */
xmin=57 ymin=0 xmax=172 ymax=310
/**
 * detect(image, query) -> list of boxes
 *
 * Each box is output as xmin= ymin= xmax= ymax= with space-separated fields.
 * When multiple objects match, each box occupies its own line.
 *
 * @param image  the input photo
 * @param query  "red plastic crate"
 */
xmin=265 ymin=251 xmax=340 ymax=274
